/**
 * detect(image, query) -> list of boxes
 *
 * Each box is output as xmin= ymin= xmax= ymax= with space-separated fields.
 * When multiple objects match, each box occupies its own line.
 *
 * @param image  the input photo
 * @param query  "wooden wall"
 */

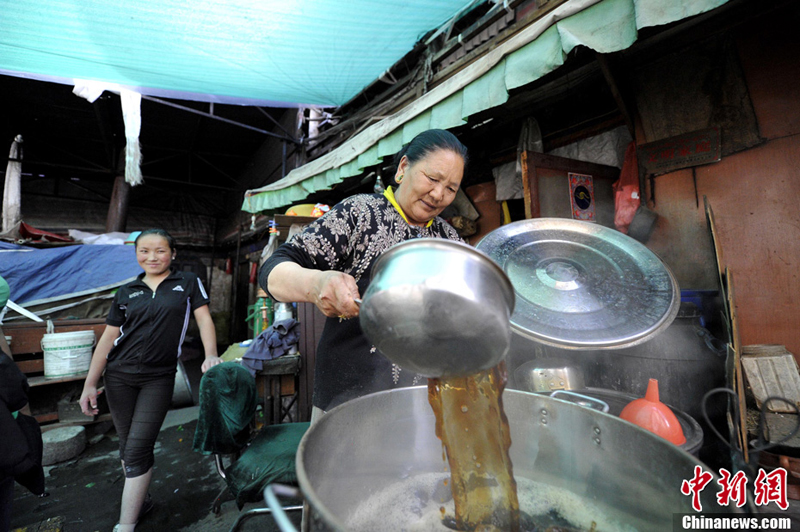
xmin=644 ymin=10 xmax=800 ymax=357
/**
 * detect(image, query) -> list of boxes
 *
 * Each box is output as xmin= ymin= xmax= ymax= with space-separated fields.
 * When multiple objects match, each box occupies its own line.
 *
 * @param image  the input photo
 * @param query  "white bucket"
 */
xmin=41 ymin=330 xmax=96 ymax=378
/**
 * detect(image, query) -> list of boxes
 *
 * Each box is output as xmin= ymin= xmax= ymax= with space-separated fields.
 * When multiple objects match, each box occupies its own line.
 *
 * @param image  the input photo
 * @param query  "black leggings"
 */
xmin=104 ymin=371 xmax=174 ymax=478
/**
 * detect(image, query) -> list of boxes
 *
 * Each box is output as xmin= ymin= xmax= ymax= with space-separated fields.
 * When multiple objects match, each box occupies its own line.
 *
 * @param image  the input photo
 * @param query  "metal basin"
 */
xmin=297 ymin=387 xmax=742 ymax=531
xmin=359 ymin=239 xmax=515 ymax=377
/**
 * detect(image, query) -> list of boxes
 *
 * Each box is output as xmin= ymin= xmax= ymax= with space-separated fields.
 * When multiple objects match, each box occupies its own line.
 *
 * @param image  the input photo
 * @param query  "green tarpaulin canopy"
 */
xmin=241 ymin=0 xmax=729 ymax=214
xmin=0 ymin=0 xmax=479 ymax=107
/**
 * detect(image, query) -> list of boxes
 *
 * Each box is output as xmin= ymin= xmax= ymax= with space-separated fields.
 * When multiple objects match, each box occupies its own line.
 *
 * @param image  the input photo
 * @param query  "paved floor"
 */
xmin=10 ymin=352 xmax=302 ymax=532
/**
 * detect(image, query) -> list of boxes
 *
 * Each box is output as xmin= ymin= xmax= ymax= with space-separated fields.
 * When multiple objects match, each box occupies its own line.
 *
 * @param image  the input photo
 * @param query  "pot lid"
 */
xmin=476 ymin=218 xmax=680 ymax=349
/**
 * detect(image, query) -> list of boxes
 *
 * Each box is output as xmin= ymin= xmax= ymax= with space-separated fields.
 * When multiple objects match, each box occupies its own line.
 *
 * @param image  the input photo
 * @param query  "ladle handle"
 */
xmin=354 ymin=297 xmax=362 ymax=305
xmin=550 ymin=390 xmax=610 ymax=413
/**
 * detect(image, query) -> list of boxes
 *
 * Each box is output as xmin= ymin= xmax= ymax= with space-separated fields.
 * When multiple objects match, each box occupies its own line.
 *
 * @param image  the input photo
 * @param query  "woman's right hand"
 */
xmin=312 ymin=271 xmax=361 ymax=319
xmin=79 ymin=385 xmax=103 ymax=416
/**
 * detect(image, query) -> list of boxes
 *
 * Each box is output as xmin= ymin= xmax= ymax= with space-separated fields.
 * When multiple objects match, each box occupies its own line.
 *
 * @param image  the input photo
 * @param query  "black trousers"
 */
xmin=104 ymin=370 xmax=174 ymax=478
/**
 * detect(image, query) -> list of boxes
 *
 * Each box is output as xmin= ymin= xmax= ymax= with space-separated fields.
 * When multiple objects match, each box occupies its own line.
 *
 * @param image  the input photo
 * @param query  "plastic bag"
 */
xmin=613 ymin=142 xmax=641 ymax=234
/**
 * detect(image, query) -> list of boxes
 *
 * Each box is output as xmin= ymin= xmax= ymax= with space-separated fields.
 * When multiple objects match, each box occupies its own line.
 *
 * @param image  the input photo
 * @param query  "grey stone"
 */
xmin=42 ymin=426 xmax=87 ymax=466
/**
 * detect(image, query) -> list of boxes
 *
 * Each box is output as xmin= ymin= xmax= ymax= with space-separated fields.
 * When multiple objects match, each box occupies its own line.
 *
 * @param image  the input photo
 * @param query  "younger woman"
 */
xmin=80 ymin=229 xmax=221 ymax=531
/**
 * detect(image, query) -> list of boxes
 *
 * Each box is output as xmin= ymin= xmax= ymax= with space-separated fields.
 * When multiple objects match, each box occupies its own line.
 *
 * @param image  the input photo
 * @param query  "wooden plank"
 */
xmin=15 ymin=359 xmax=44 ymax=375
xmin=704 ymin=196 xmax=728 ymax=323
xmin=28 ymin=373 xmax=88 ymax=387
xmin=40 ymin=413 xmax=113 ymax=431
xmin=742 ymin=350 xmax=800 ymax=413
xmin=595 ymin=52 xmax=636 ymax=138
xmin=5 ymin=319 xmax=106 ymax=356
xmin=727 ymin=269 xmax=749 ymax=463
xmin=698 ymin=139 xmax=800 ymax=359
xmin=520 ymin=150 xmax=536 ymax=219
xmin=258 ymin=354 xmax=301 ymax=376
xmin=525 ymin=152 xmax=621 ymax=181
xmin=34 ymin=412 xmax=59 ymax=424
xmin=280 ymin=374 xmax=296 ymax=396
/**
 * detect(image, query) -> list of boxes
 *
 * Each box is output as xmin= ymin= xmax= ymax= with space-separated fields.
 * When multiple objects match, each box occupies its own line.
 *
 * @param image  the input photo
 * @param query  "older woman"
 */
xmin=259 ymin=129 xmax=468 ymax=415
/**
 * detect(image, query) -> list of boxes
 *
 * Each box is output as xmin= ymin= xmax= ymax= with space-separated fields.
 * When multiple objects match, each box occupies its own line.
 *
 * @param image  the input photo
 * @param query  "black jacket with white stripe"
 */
xmin=105 ymin=269 xmax=210 ymax=375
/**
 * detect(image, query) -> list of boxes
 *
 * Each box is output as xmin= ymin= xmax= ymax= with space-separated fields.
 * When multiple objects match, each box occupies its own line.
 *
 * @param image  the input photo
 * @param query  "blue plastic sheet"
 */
xmin=0 ymin=244 xmax=140 ymax=306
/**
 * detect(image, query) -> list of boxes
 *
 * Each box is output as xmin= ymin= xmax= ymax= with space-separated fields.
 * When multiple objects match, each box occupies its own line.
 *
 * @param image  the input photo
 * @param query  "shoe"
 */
xmin=138 ymin=493 xmax=154 ymax=521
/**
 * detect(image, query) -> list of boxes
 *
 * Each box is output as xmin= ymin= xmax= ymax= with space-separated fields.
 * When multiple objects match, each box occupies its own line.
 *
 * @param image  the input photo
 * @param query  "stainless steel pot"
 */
xmin=359 ymin=239 xmax=515 ymax=377
xmin=512 ymin=359 xmax=585 ymax=392
xmin=524 ymin=386 xmax=705 ymax=457
xmin=296 ymin=387 xmax=742 ymax=531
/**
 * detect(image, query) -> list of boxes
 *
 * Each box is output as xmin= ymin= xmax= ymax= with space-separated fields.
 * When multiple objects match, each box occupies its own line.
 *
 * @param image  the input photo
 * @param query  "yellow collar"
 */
xmin=383 ymin=187 xmax=433 ymax=228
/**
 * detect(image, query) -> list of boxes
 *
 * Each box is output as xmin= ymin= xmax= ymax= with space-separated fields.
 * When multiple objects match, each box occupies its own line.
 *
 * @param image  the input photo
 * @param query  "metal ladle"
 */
xmin=358 ymin=239 xmax=515 ymax=378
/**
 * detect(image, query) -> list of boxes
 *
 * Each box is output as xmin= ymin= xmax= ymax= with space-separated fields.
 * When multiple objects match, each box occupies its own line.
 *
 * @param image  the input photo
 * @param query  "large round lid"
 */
xmin=476 ymin=218 xmax=680 ymax=349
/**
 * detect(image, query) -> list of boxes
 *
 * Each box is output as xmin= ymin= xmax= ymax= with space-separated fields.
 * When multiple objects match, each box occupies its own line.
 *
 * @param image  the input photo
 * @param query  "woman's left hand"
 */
xmin=201 ymin=356 xmax=223 ymax=373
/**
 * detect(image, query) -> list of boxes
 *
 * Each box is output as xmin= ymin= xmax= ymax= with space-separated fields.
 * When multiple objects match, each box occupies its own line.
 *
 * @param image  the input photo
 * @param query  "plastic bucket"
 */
xmin=41 ymin=330 xmax=96 ymax=378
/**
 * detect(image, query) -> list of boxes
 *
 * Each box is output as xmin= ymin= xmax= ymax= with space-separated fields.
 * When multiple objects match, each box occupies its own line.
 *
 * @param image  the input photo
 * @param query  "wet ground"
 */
xmin=10 ymin=356 xmax=302 ymax=532
xmin=11 ymin=407 xmax=302 ymax=532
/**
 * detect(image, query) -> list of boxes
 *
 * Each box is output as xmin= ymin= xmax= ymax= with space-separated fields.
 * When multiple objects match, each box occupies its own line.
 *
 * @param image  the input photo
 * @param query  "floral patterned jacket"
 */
xmin=259 ymin=192 xmax=462 ymax=411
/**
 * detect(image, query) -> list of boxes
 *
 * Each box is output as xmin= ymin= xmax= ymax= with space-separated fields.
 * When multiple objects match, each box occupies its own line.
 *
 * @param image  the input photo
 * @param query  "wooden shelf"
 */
xmin=5 ymin=318 xmax=106 ymax=356
xmin=27 ymin=373 xmax=88 ymax=387
xmin=40 ymin=413 xmax=113 ymax=429
xmin=3 ymin=319 xmax=105 ymax=425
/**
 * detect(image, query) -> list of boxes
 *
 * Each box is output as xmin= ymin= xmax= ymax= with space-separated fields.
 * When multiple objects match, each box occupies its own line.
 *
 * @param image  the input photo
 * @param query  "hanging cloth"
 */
xmin=120 ymin=89 xmax=143 ymax=186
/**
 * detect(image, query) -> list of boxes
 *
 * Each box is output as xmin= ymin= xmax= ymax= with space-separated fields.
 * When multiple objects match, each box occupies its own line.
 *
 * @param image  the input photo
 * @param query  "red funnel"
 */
xmin=620 ymin=379 xmax=686 ymax=446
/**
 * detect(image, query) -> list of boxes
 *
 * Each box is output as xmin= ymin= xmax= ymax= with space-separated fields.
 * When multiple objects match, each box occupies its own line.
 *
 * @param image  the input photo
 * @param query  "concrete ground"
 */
xmin=10 ymin=356 xmax=302 ymax=532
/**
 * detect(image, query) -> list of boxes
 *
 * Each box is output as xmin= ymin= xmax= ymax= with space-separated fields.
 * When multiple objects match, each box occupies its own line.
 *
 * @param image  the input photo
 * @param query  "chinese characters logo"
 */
xmin=681 ymin=466 xmax=788 ymax=511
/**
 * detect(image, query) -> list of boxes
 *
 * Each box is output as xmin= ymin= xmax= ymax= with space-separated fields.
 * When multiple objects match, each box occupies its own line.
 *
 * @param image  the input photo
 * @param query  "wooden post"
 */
xmin=520 ymin=150 xmax=540 ymax=219
xmin=105 ymin=174 xmax=131 ymax=233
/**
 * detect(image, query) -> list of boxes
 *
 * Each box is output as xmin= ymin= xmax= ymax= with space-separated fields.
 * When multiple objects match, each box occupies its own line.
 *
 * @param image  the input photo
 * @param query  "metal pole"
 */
xmin=230 ymin=228 xmax=242 ymax=345
xmin=141 ymin=95 xmax=300 ymax=144
xmin=281 ymin=141 xmax=287 ymax=178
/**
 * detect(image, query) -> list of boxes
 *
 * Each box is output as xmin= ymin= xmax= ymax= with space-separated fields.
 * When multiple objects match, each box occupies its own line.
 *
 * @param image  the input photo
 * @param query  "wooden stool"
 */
xmin=256 ymin=354 xmax=301 ymax=425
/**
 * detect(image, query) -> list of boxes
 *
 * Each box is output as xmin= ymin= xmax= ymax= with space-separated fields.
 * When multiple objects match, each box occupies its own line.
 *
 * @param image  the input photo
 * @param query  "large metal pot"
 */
xmin=359 ymin=239 xmax=515 ymax=377
xmin=296 ymin=387 xmax=742 ymax=531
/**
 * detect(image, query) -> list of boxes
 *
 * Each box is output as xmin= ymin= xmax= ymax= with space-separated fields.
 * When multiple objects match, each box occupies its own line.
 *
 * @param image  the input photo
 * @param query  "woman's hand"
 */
xmin=79 ymin=386 xmax=103 ymax=416
xmin=201 ymin=356 xmax=223 ymax=373
xmin=312 ymin=271 xmax=361 ymax=319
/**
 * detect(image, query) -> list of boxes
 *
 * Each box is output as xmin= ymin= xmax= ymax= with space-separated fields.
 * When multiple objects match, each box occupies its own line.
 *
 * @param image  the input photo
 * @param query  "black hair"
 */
xmin=385 ymin=129 xmax=468 ymax=188
xmin=135 ymin=229 xmax=176 ymax=252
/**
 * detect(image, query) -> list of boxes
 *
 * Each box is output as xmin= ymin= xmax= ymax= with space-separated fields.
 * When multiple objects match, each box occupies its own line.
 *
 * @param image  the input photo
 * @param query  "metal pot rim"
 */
xmin=370 ymin=238 xmax=515 ymax=309
xmin=295 ymin=386 xmax=714 ymax=530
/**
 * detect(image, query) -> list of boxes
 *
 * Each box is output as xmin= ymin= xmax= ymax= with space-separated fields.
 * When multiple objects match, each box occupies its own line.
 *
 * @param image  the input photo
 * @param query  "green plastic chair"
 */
xmin=193 ymin=361 xmax=309 ymax=532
